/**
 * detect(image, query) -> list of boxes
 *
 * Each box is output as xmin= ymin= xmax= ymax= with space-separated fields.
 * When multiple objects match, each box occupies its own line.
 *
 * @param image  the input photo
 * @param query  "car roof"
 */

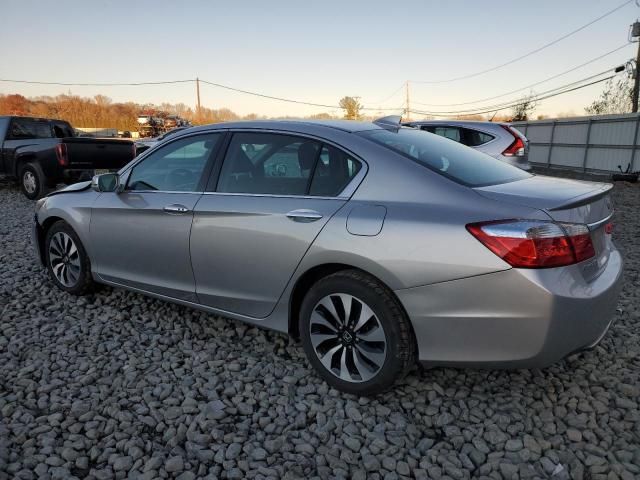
xmin=404 ymin=119 xmax=508 ymax=128
xmin=186 ymin=119 xmax=386 ymax=134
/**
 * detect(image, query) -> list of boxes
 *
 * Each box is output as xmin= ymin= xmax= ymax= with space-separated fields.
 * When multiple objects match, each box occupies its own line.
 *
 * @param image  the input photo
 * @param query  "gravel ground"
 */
xmin=1 ymin=176 xmax=639 ymax=480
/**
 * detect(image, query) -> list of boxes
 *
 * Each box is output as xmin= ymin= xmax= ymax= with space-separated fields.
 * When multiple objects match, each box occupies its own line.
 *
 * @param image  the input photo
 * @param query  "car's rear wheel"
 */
xmin=20 ymin=162 xmax=46 ymax=200
xmin=299 ymin=270 xmax=416 ymax=395
xmin=45 ymin=221 xmax=94 ymax=295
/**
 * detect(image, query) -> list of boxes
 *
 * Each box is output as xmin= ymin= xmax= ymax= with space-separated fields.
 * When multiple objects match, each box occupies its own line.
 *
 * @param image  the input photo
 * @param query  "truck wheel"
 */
xmin=299 ymin=270 xmax=417 ymax=395
xmin=20 ymin=162 xmax=47 ymax=200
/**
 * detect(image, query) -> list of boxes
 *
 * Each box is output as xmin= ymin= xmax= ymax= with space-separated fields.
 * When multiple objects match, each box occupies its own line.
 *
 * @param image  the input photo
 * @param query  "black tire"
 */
xmin=44 ymin=221 xmax=94 ymax=295
xmin=19 ymin=162 xmax=47 ymax=200
xmin=299 ymin=269 xmax=416 ymax=395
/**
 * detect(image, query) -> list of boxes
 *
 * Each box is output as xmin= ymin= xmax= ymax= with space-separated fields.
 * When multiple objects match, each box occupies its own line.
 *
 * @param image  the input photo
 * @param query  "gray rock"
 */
xmin=165 ymin=456 xmax=184 ymax=473
xmin=112 ymin=456 xmax=133 ymax=471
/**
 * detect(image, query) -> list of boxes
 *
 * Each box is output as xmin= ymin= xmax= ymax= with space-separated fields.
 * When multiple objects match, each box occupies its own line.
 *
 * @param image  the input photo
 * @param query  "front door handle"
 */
xmin=286 ymin=209 xmax=323 ymax=223
xmin=163 ymin=204 xmax=190 ymax=214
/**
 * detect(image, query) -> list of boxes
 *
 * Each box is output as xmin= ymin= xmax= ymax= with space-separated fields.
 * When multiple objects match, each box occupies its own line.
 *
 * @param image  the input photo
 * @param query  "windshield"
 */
xmin=358 ymin=127 xmax=531 ymax=187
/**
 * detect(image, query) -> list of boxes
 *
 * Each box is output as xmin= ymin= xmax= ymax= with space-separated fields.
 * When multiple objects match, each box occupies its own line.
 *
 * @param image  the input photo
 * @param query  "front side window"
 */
xmin=127 ymin=133 xmax=221 ymax=192
xmin=358 ymin=127 xmax=530 ymax=187
xmin=217 ymin=132 xmax=362 ymax=197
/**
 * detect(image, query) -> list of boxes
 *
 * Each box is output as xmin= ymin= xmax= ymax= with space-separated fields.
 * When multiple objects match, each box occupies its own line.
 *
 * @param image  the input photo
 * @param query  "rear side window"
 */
xmin=421 ymin=125 xmax=461 ymax=143
xmin=310 ymin=145 xmax=361 ymax=196
xmin=216 ymin=132 xmax=361 ymax=197
xmin=218 ymin=133 xmax=319 ymax=196
xmin=358 ymin=127 xmax=530 ymax=187
xmin=52 ymin=122 xmax=73 ymax=138
xmin=463 ymin=128 xmax=494 ymax=147
xmin=9 ymin=119 xmax=52 ymax=139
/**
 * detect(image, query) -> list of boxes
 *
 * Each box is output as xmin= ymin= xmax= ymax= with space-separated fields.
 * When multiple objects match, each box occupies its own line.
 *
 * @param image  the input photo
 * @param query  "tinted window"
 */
xmin=127 ymin=133 xmax=221 ymax=192
xmin=217 ymin=133 xmax=320 ymax=196
xmin=463 ymin=128 xmax=494 ymax=147
xmin=310 ymin=145 xmax=361 ymax=196
xmin=9 ymin=119 xmax=52 ymax=139
xmin=358 ymin=127 xmax=530 ymax=187
xmin=424 ymin=126 xmax=461 ymax=143
xmin=52 ymin=122 xmax=73 ymax=138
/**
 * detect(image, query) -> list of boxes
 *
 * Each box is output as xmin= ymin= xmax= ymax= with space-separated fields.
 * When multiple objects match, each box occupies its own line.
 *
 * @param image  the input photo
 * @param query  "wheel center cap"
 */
xmin=341 ymin=331 xmax=353 ymax=344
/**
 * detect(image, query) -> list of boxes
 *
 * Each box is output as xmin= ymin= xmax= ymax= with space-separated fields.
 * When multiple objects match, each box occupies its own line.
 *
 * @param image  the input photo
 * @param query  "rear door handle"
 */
xmin=286 ymin=209 xmax=323 ymax=222
xmin=163 ymin=204 xmax=190 ymax=214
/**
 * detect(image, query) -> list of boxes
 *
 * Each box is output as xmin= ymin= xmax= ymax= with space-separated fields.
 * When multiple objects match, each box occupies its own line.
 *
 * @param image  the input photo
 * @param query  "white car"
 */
xmin=404 ymin=120 xmax=531 ymax=170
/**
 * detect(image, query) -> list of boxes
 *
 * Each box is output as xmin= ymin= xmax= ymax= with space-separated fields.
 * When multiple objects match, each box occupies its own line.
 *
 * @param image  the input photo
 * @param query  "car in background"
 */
xmin=0 ymin=116 xmax=136 ymax=199
xmin=32 ymin=118 xmax=622 ymax=395
xmin=403 ymin=120 xmax=531 ymax=171
xmin=134 ymin=126 xmax=191 ymax=155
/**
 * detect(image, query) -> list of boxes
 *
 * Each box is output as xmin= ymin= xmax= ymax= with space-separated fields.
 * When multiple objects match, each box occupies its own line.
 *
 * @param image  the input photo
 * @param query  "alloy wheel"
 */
xmin=23 ymin=171 xmax=37 ymax=194
xmin=49 ymin=232 xmax=81 ymax=287
xmin=309 ymin=293 xmax=387 ymax=383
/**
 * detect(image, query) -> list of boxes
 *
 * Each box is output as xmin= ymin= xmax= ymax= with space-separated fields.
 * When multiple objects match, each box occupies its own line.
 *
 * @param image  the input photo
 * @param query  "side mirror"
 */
xmin=92 ymin=173 xmax=120 ymax=192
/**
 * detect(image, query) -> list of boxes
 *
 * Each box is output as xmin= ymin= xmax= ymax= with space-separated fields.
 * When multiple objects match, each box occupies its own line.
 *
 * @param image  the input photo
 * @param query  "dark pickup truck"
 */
xmin=0 ymin=116 xmax=136 ymax=199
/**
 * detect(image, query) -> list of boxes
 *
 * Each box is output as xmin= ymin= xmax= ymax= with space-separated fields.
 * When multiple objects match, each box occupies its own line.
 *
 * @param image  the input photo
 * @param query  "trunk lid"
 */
xmin=475 ymin=175 xmax=614 ymax=279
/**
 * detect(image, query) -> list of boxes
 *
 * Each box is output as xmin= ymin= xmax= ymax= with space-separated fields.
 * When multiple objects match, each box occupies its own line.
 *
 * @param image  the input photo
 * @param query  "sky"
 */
xmin=0 ymin=0 xmax=638 ymax=119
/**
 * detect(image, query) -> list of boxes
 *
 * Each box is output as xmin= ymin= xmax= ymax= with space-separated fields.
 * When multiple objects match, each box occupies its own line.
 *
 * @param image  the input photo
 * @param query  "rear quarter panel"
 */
xmin=292 ymin=145 xmax=551 ymax=291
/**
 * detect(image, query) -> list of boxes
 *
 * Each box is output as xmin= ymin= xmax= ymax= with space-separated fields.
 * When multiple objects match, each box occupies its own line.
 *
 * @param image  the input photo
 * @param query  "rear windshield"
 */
xmin=358 ymin=127 xmax=531 ymax=187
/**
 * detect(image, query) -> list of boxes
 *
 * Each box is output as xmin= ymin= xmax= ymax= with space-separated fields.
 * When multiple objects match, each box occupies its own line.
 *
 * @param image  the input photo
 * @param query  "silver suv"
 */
xmin=404 ymin=120 xmax=531 ymax=170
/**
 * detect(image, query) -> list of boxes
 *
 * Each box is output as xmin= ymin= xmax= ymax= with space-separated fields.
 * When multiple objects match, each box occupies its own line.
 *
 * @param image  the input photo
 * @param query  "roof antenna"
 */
xmin=373 ymin=115 xmax=403 ymax=127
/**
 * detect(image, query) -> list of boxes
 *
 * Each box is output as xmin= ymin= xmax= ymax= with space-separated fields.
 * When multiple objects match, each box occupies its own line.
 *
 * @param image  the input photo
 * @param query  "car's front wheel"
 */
xmin=45 ymin=221 xmax=94 ymax=295
xmin=299 ymin=270 xmax=416 ymax=395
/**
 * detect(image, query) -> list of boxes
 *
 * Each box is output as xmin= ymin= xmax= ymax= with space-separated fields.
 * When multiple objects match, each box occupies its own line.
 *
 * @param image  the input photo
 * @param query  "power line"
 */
xmin=410 ymin=74 xmax=618 ymax=117
xmin=364 ymin=82 xmax=406 ymax=105
xmin=0 ymin=78 xmax=195 ymax=86
xmin=0 ymin=76 xmax=404 ymax=112
xmin=198 ymin=78 xmax=402 ymax=111
xmin=410 ymin=0 xmax=634 ymax=84
xmin=411 ymin=43 xmax=632 ymax=107
xmin=412 ymin=66 xmax=625 ymax=115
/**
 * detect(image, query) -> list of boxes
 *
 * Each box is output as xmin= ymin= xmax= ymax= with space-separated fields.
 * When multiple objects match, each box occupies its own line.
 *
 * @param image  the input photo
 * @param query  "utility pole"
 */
xmin=405 ymin=80 xmax=411 ymax=120
xmin=196 ymin=77 xmax=202 ymax=123
xmin=632 ymin=21 xmax=640 ymax=112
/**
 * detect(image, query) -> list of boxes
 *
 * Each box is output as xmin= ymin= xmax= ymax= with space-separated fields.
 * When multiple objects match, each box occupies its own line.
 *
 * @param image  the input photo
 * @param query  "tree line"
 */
xmin=0 ymin=93 xmax=272 ymax=130
xmin=0 ymin=78 xmax=634 ymax=130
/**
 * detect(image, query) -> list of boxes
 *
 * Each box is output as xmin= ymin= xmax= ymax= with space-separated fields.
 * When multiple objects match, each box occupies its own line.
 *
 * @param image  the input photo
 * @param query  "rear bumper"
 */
xmin=395 ymin=249 xmax=623 ymax=368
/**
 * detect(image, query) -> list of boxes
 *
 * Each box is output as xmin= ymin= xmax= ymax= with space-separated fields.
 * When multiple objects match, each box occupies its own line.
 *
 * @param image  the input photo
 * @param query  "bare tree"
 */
xmin=510 ymin=93 xmax=537 ymax=121
xmin=585 ymin=77 xmax=633 ymax=115
xmin=338 ymin=96 xmax=363 ymax=120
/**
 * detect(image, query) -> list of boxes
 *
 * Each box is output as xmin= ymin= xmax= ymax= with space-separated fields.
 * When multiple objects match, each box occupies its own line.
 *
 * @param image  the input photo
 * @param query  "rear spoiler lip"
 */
xmin=547 ymin=183 xmax=613 ymax=211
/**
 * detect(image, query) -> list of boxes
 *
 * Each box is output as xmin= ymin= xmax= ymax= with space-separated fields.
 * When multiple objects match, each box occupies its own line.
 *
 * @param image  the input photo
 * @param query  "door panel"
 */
xmin=88 ymin=131 xmax=223 ymax=301
xmin=191 ymin=195 xmax=345 ymax=317
xmin=91 ymin=192 xmax=201 ymax=301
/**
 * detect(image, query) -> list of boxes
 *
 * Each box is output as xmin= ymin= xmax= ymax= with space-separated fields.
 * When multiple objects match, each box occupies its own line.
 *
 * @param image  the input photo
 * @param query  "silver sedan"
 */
xmin=32 ymin=118 xmax=623 ymax=395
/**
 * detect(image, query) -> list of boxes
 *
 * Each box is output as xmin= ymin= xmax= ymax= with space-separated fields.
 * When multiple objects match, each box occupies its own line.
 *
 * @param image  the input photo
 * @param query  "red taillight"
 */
xmin=500 ymin=125 xmax=526 ymax=157
xmin=467 ymin=220 xmax=595 ymax=268
xmin=55 ymin=143 xmax=68 ymax=167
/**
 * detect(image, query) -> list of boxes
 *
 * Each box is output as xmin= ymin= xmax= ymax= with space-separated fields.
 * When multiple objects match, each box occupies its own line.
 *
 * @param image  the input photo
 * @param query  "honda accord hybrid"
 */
xmin=32 ymin=117 xmax=623 ymax=395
